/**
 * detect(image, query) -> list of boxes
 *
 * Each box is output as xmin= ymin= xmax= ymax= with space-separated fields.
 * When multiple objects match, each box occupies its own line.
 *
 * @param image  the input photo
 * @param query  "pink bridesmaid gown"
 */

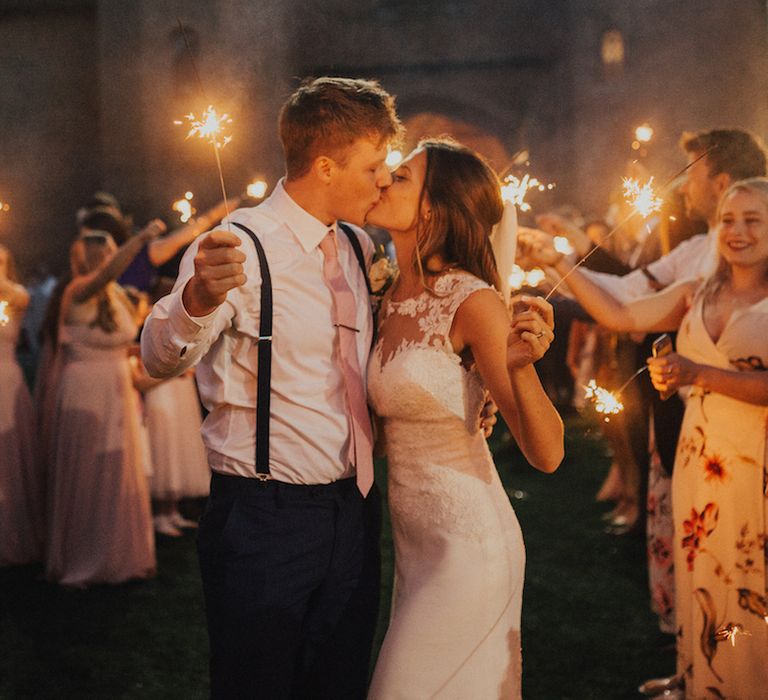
xmin=46 ymin=284 xmax=155 ymax=585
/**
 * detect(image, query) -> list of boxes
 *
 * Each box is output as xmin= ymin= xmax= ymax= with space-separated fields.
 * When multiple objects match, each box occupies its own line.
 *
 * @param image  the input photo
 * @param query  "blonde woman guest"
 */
xmin=524 ymin=178 xmax=768 ymax=698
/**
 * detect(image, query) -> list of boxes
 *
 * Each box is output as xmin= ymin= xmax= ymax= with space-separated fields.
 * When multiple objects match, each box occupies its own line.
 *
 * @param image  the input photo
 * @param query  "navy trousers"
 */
xmin=197 ymin=472 xmax=382 ymax=699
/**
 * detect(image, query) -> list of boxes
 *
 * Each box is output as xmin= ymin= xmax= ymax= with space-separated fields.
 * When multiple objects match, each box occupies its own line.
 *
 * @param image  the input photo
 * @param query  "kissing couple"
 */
xmin=141 ymin=76 xmax=564 ymax=699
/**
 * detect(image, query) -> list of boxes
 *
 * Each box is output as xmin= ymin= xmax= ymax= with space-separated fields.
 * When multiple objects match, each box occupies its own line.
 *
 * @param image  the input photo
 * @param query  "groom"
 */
xmin=142 ymin=77 xmax=402 ymax=698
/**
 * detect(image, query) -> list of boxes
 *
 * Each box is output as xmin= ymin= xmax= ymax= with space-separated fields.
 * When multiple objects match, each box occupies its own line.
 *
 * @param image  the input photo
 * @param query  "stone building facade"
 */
xmin=1 ymin=0 xmax=766 ymax=272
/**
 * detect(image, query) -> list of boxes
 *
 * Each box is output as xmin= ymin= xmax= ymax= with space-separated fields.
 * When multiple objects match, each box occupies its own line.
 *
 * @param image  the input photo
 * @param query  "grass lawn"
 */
xmin=0 ymin=414 xmax=674 ymax=699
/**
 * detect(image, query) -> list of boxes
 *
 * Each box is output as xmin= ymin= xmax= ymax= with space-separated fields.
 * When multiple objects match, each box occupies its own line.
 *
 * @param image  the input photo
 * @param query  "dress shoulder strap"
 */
xmin=434 ymin=271 xmax=494 ymax=340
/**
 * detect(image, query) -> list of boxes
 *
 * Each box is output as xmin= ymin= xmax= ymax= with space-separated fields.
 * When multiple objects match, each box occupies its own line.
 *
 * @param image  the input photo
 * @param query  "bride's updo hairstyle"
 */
xmin=704 ymin=176 xmax=768 ymax=301
xmin=413 ymin=138 xmax=502 ymax=292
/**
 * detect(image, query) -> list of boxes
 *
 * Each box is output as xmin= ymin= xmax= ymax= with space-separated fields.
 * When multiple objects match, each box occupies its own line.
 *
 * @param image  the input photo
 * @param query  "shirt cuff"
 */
xmin=168 ymin=282 xmax=219 ymax=338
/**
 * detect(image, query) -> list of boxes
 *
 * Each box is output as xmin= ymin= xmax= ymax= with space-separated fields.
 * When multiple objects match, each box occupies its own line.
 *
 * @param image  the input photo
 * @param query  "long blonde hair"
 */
xmin=702 ymin=176 xmax=768 ymax=302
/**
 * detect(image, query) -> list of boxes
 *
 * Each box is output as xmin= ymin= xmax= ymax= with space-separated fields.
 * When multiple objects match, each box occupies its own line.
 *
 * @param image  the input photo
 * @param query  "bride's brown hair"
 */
xmin=412 ymin=138 xmax=503 ymax=292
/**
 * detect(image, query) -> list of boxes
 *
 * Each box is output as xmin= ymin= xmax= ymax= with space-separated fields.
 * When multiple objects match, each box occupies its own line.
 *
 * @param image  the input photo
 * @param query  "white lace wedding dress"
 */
xmin=368 ymin=271 xmax=525 ymax=699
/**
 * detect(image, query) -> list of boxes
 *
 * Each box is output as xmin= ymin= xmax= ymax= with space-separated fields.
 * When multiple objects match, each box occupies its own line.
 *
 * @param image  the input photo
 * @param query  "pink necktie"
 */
xmin=319 ymin=230 xmax=374 ymax=496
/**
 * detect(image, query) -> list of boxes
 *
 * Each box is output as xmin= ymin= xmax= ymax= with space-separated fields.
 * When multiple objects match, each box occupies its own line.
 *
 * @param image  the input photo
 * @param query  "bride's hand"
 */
xmin=507 ymin=295 xmax=555 ymax=369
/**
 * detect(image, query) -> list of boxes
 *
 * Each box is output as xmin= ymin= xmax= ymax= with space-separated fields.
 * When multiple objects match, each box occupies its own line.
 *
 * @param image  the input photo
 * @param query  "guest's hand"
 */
xmin=647 ymin=352 xmax=699 ymax=393
xmin=506 ymin=294 xmax=555 ymax=369
xmin=517 ymin=227 xmax=563 ymax=268
xmin=138 ymin=218 xmax=167 ymax=242
xmin=183 ymin=230 xmax=247 ymax=317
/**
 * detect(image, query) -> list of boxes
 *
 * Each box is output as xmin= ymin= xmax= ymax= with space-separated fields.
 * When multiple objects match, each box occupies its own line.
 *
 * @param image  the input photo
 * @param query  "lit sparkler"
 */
xmin=622 ymin=177 xmax=663 ymax=219
xmin=543 ymin=146 xmax=715 ymax=302
xmin=500 ymin=174 xmax=555 ymax=212
xmin=0 ymin=300 xmax=9 ymax=326
xmin=172 ymin=191 xmax=195 ymax=223
xmin=175 ymin=105 xmax=233 ymax=150
xmin=584 ymin=380 xmax=624 ymax=421
xmin=583 ymin=366 xmax=649 ymax=422
xmin=246 ymin=179 xmax=268 ymax=200
xmin=174 ymin=20 xmax=234 ymax=230
xmin=714 ymin=623 xmax=751 ymax=647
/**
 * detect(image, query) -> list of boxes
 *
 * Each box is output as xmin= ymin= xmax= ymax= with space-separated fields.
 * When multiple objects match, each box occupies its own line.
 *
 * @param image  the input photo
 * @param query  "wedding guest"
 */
xmin=525 ymin=177 xmax=768 ymax=698
xmin=523 ymin=128 xmax=768 ymax=647
xmin=0 ymin=245 xmax=44 ymax=566
xmin=131 ymin=355 xmax=209 ymax=537
xmin=46 ymin=224 xmax=162 ymax=586
xmin=80 ymin=197 xmax=237 ymax=293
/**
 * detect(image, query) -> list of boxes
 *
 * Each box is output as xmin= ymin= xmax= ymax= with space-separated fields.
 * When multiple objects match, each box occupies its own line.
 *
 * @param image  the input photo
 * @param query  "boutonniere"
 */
xmin=369 ymin=245 xmax=398 ymax=309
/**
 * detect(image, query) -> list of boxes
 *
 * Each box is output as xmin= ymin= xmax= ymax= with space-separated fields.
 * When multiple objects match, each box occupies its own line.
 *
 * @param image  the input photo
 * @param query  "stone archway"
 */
xmin=400 ymin=112 xmax=512 ymax=171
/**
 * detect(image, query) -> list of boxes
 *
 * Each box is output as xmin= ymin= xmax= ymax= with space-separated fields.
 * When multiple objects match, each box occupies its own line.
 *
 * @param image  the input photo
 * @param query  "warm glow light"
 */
xmin=0 ymin=300 xmax=9 ymax=326
xmin=553 ymin=236 xmax=574 ymax=255
xmin=623 ymin=177 xmax=663 ymax=219
xmin=172 ymin=192 xmax=195 ymax=223
xmin=508 ymin=264 xmax=546 ymax=291
xmin=0 ymin=201 xmax=9 ymax=212
xmin=386 ymin=149 xmax=403 ymax=168
xmin=246 ymin=179 xmax=268 ymax=199
xmin=635 ymin=124 xmax=654 ymax=143
xmin=175 ymin=105 xmax=233 ymax=149
xmin=584 ymin=380 xmax=624 ymax=420
xmin=500 ymin=174 xmax=555 ymax=212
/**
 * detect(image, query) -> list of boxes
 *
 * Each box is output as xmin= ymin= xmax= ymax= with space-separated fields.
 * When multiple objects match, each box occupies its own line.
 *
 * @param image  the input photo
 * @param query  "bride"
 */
xmin=366 ymin=139 xmax=564 ymax=699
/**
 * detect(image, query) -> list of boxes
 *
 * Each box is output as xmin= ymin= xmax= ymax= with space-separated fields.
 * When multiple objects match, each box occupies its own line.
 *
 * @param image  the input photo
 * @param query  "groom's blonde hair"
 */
xmin=279 ymin=77 xmax=402 ymax=179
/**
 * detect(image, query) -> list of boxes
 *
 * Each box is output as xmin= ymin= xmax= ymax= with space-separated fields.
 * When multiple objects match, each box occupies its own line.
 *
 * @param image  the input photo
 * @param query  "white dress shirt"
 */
xmin=141 ymin=180 xmax=374 ymax=484
xmin=582 ymin=229 xmax=717 ymax=301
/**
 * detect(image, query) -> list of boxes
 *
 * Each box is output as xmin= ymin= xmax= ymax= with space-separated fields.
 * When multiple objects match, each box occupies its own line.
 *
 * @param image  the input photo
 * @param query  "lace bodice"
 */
xmin=368 ymin=270 xmax=491 ymax=434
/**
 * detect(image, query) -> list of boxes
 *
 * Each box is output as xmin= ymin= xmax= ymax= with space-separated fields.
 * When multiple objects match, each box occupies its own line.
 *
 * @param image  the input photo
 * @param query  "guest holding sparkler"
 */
xmin=46 ymin=222 xmax=163 ymax=586
xmin=524 ymin=178 xmax=768 ymax=698
xmin=525 ymin=128 xmax=767 ymax=652
xmin=0 ymin=245 xmax=44 ymax=566
xmin=80 ymin=197 xmax=236 ymax=293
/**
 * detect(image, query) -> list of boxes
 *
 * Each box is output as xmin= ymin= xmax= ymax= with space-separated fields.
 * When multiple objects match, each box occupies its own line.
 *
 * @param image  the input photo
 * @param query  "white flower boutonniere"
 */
xmin=369 ymin=245 xmax=398 ymax=309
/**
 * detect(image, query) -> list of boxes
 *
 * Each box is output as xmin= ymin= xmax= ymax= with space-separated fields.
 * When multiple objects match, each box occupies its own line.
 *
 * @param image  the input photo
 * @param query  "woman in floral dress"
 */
xmin=527 ymin=178 xmax=768 ymax=698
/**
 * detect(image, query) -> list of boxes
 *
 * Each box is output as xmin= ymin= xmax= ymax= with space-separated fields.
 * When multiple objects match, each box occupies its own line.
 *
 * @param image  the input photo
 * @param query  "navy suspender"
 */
xmin=231 ymin=222 xmax=273 ymax=479
xmin=230 ymin=220 xmax=369 ymax=479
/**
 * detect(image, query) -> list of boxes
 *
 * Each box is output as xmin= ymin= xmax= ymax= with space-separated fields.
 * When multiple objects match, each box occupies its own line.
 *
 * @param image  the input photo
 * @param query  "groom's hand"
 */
xmin=480 ymin=391 xmax=498 ymax=438
xmin=182 ymin=229 xmax=247 ymax=317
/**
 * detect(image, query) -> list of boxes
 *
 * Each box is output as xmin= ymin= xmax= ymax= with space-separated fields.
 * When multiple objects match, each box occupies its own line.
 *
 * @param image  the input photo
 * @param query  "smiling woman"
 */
xmin=521 ymin=177 xmax=768 ymax=697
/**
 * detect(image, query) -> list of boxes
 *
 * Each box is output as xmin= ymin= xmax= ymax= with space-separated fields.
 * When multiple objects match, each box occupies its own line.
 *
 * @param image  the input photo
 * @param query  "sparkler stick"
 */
xmin=542 ymin=147 xmax=716 ymax=301
xmin=175 ymin=19 xmax=233 ymax=230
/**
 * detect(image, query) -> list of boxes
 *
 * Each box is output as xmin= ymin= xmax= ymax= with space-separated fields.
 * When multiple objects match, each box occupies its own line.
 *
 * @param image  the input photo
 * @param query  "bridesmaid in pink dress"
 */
xmin=0 ymin=245 xmax=45 ymax=566
xmin=46 ymin=224 xmax=162 ymax=586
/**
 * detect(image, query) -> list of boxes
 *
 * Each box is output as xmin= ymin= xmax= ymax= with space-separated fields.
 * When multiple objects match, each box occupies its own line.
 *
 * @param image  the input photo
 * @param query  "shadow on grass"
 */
xmin=1 ymin=415 xmax=673 ymax=698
